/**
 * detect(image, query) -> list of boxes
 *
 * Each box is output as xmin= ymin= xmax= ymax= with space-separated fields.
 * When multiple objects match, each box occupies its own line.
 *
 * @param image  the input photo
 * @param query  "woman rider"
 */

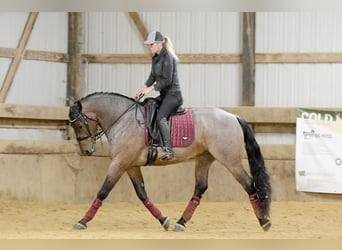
xmin=135 ymin=31 xmax=183 ymax=161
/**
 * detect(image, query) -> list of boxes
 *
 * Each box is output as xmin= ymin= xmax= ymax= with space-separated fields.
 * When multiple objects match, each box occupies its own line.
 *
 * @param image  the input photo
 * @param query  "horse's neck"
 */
xmin=84 ymin=95 xmax=135 ymax=129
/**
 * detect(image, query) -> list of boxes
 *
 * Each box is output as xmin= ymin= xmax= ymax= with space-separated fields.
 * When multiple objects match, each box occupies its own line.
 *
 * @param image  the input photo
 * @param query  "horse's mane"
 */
xmin=78 ymin=92 xmax=136 ymax=103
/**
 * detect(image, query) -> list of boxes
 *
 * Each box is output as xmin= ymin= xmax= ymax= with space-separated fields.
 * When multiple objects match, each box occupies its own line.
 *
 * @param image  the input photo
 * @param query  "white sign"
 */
xmin=296 ymin=108 xmax=342 ymax=193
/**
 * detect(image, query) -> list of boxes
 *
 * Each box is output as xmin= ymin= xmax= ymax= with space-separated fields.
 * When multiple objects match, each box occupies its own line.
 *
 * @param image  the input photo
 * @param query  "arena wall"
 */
xmin=2 ymin=12 xmax=342 ymax=205
xmin=1 ymin=140 xmax=341 ymax=204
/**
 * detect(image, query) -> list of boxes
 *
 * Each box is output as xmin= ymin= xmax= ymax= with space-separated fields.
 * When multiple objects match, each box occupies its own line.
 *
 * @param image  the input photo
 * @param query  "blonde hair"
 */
xmin=164 ymin=36 xmax=179 ymax=62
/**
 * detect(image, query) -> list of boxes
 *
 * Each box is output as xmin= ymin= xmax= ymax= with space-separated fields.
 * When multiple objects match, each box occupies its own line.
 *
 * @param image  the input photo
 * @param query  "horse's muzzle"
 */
xmin=84 ymin=149 xmax=94 ymax=156
xmin=81 ymin=142 xmax=96 ymax=156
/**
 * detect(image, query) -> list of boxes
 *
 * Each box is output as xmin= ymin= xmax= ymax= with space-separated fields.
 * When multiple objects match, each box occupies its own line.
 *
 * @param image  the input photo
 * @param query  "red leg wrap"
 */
xmin=249 ymin=193 xmax=264 ymax=219
xmin=182 ymin=195 xmax=201 ymax=221
xmin=83 ymin=198 xmax=102 ymax=222
xmin=143 ymin=198 xmax=163 ymax=220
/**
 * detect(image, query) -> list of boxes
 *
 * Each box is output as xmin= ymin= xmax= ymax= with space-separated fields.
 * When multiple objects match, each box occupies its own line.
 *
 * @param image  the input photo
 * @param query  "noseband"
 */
xmin=69 ymin=112 xmax=104 ymax=142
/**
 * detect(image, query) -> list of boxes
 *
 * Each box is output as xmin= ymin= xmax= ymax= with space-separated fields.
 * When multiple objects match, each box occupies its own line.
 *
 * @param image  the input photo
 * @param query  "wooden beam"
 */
xmin=259 ymin=144 xmax=295 ymax=160
xmin=0 ymin=140 xmax=77 ymax=154
xmin=178 ymin=53 xmax=241 ymax=64
xmin=253 ymin=124 xmax=295 ymax=134
xmin=3 ymin=47 xmax=342 ymax=65
xmin=88 ymin=141 xmax=296 ymax=160
xmin=0 ymin=118 xmax=67 ymax=130
xmin=242 ymin=12 xmax=256 ymax=106
xmin=221 ymin=107 xmax=297 ymax=124
xmin=128 ymin=12 xmax=149 ymax=40
xmin=0 ymin=12 xmax=39 ymax=103
xmin=82 ymin=53 xmax=151 ymax=64
xmin=221 ymin=106 xmax=342 ymax=124
xmin=0 ymin=103 xmax=68 ymax=130
xmin=82 ymin=53 xmax=241 ymax=64
xmin=0 ymin=103 xmax=68 ymax=120
xmin=256 ymin=52 xmax=342 ymax=63
xmin=0 ymin=139 xmax=295 ymax=160
xmin=0 ymin=47 xmax=68 ymax=63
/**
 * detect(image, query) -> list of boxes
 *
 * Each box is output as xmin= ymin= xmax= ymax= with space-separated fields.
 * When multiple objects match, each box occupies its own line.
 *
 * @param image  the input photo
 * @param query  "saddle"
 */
xmin=143 ymin=98 xmax=195 ymax=165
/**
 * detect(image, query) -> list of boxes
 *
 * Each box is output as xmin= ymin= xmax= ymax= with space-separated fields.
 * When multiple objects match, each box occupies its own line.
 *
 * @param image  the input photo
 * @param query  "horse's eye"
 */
xmin=78 ymin=124 xmax=83 ymax=129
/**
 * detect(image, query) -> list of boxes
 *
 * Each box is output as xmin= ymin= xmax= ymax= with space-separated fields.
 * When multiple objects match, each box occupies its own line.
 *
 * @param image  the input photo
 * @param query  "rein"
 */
xmin=108 ymin=93 xmax=144 ymax=131
xmin=70 ymin=94 xmax=144 ymax=143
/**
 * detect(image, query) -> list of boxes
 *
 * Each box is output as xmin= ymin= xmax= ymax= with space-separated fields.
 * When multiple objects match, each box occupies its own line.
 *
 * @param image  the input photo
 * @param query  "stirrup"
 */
xmin=158 ymin=148 xmax=175 ymax=161
xmin=160 ymin=154 xmax=174 ymax=161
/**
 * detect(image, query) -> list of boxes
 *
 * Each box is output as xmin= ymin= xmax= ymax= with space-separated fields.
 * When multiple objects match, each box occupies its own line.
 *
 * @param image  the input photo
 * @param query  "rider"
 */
xmin=135 ymin=31 xmax=183 ymax=161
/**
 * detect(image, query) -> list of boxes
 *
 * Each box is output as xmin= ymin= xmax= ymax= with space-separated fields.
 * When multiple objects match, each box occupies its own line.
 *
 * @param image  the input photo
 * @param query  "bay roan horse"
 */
xmin=69 ymin=92 xmax=272 ymax=232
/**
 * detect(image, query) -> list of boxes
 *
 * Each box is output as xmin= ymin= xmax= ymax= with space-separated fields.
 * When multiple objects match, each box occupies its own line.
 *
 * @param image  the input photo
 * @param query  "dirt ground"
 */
xmin=0 ymin=200 xmax=341 ymax=239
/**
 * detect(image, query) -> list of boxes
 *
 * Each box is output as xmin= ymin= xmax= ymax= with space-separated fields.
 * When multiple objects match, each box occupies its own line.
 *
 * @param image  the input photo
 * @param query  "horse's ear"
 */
xmin=66 ymin=96 xmax=75 ymax=106
xmin=75 ymin=100 xmax=82 ymax=112
xmin=69 ymin=101 xmax=82 ymax=119
xmin=70 ymin=100 xmax=82 ymax=112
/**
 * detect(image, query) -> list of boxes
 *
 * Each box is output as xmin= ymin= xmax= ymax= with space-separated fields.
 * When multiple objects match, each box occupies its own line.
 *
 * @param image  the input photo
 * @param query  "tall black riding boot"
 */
xmin=157 ymin=117 xmax=175 ymax=161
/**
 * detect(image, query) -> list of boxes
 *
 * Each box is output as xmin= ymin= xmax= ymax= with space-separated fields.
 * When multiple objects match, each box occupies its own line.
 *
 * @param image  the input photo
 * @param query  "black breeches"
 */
xmin=156 ymin=92 xmax=183 ymax=121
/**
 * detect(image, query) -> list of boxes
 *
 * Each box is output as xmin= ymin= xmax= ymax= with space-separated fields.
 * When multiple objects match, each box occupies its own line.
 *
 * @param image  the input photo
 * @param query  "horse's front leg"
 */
xmin=126 ymin=167 xmax=170 ymax=231
xmin=74 ymin=159 xmax=126 ymax=230
xmin=174 ymin=153 xmax=214 ymax=232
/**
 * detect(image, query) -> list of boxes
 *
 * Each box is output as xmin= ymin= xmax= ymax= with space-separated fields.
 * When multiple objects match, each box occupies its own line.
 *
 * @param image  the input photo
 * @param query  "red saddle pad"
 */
xmin=145 ymin=110 xmax=194 ymax=147
xmin=170 ymin=110 xmax=194 ymax=147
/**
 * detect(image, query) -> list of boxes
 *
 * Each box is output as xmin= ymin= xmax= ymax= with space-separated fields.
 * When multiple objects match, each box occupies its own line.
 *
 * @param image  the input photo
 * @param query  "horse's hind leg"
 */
xmin=126 ymin=167 xmax=170 ymax=231
xmin=174 ymin=152 xmax=214 ymax=232
xmin=223 ymin=160 xmax=271 ymax=231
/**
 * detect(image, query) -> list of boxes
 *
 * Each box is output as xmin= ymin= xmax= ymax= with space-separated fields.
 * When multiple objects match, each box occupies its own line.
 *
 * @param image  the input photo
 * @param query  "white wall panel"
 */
xmin=84 ymin=64 xmax=151 ymax=97
xmin=0 ymin=12 xmax=67 ymax=140
xmin=256 ymin=13 xmax=342 ymax=108
xmin=257 ymin=12 xmax=342 ymax=53
xmin=255 ymin=12 xmax=342 ymax=144
xmin=0 ymin=13 xmax=27 ymax=47
xmin=27 ymin=12 xmax=68 ymax=52
xmin=256 ymin=63 xmax=342 ymax=107
xmin=84 ymin=12 xmax=145 ymax=54
xmin=0 ymin=58 xmax=11 ymax=85
xmin=6 ymin=60 xmax=67 ymax=106
xmin=142 ymin=12 xmax=241 ymax=53
xmin=83 ymin=12 xmax=242 ymax=107
xmin=0 ymin=12 xmax=67 ymax=106
xmin=5 ymin=12 xmax=342 ymax=141
xmin=179 ymin=64 xmax=241 ymax=107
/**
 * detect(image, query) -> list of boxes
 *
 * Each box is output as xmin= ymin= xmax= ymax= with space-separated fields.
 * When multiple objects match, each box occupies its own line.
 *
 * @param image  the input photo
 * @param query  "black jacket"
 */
xmin=145 ymin=47 xmax=181 ymax=96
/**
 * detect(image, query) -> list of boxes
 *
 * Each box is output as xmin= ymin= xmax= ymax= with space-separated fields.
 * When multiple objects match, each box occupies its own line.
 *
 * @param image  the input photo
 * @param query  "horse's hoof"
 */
xmin=174 ymin=223 xmax=186 ymax=232
xmin=73 ymin=221 xmax=87 ymax=230
xmin=259 ymin=218 xmax=271 ymax=232
xmin=262 ymin=221 xmax=271 ymax=232
xmin=161 ymin=217 xmax=170 ymax=231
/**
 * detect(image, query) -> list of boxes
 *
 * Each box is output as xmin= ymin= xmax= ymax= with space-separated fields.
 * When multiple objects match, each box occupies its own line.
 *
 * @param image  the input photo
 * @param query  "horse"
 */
xmin=69 ymin=92 xmax=272 ymax=232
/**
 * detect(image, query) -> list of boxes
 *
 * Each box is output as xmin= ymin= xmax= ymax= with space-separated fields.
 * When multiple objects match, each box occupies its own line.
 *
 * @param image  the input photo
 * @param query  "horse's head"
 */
xmin=69 ymin=101 xmax=101 ymax=156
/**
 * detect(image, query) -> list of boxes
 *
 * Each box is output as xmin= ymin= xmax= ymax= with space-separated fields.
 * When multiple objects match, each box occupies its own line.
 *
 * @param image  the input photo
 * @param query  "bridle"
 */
xmin=69 ymin=112 xmax=104 ymax=143
xmin=69 ymin=93 xmax=144 ymax=144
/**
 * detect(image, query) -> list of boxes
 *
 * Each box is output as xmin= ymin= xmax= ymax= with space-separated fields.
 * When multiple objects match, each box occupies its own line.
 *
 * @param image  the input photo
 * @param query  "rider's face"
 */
xmin=148 ymin=42 xmax=162 ymax=55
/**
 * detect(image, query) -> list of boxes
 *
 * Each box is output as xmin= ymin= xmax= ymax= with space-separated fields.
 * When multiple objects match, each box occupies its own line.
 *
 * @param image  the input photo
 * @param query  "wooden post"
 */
xmin=242 ymin=12 xmax=256 ymax=106
xmin=66 ymin=12 xmax=83 ymax=140
xmin=0 ymin=12 xmax=39 ymax=103
xmin=67 ymin=12 xmax=83 ymax=105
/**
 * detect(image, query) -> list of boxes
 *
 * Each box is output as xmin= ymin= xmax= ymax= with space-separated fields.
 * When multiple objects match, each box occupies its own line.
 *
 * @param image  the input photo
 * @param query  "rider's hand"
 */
xmin=135 ymin=85 xmax=154 ymax=99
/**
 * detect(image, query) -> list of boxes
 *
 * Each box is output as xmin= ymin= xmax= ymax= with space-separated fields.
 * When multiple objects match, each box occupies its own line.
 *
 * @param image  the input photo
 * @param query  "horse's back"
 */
xmin=191 ymin=106 xmax=244 ymax=152
xmin=192 ymin=106 xmax=240 ymax=128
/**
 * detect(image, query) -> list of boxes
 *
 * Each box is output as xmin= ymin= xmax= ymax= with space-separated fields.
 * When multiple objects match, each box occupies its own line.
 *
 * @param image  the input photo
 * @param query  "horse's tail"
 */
xmin=236 ymin=116 xmax=271 ymax=218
